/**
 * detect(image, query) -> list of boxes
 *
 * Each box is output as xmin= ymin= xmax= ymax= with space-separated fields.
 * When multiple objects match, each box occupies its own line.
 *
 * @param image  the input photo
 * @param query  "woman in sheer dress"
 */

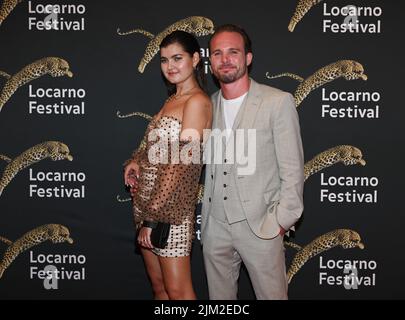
xmin=123 ymin=31 xmax=212 ymax=300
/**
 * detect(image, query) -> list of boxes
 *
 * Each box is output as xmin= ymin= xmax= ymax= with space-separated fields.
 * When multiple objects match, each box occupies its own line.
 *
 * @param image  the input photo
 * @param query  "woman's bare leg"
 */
xmin=159 ymin=256 xmax=196 ymax=300
xmin=141 ymin=247 xmax=169 ymax=300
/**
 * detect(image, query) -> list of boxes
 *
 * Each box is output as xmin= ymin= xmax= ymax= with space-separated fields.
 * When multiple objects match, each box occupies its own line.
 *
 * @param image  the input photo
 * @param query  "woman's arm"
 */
xmin=138 ymin=94 xmax=211 ymax=215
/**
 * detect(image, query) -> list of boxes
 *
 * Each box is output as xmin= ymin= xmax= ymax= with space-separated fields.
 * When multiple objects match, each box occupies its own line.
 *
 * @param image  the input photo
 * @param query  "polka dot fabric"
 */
xmin=152 ymin=217 xmax=194 ymax=257
xmin=128 ymin=116 xmax=202 ymax=257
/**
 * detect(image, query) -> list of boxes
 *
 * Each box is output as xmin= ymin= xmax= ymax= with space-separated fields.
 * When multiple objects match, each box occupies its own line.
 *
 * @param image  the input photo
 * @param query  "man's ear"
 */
xmin=193 ymin=52 xmax=200 ymax=68
xmin=246 ymin=52 xmax=253 ymax=67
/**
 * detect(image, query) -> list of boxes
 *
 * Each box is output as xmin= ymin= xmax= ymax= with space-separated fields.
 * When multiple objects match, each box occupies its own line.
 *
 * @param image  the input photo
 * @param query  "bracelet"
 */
xmin=142 ymin=221 xmax=158 ymax=229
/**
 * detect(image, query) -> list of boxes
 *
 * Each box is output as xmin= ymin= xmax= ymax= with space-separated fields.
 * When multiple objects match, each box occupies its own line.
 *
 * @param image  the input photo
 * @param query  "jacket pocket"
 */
xmin=263 ymin=188 xmax=280 ymax=205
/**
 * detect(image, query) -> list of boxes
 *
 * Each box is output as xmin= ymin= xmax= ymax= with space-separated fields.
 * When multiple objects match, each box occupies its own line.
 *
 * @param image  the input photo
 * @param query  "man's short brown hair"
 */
xmin=209 ymin=24 xmax=252 ymax=54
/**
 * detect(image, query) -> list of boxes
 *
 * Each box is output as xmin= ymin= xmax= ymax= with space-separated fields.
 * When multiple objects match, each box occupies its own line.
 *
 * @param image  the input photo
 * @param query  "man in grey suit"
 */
xmin=201 ymin=24 xmax=304 ymax=300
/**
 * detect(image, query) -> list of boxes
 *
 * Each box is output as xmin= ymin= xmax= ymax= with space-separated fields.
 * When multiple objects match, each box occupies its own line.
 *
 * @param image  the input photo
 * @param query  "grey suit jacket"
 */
xmin=201 ymin=79 xmax=304 ymax=242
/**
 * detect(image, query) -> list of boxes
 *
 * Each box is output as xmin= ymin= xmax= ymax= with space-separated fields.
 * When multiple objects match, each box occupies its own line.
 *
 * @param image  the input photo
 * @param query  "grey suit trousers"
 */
xmin=202 ymin=215 xmax=288 ymax=300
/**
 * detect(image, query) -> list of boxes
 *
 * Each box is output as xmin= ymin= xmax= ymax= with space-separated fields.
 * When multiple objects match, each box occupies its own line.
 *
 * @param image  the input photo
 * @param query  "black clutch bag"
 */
xmin=143 ymin=221 xmax=171 ymax=249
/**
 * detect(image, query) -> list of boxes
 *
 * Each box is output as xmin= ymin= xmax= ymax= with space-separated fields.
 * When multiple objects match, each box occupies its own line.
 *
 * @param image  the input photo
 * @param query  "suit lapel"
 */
xmin=238 ymin=79 xmax=262 ymax=130
xmin=211 ymin=79 xmax=262 ymax=172
xmin=217 ymin=94 xmax=226 ymax=131
xmin=210 ymin=91 xmax=223 ymax=178
xmin=230 ymin=93 xmax=248 ymax=132
xmin=235 ymin=79 xmax=262 ymax=165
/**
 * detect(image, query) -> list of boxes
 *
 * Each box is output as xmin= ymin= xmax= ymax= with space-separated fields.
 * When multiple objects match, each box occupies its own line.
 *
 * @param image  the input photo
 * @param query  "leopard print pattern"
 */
xmin=118 ymin=111 xmax=152 ymax=167
xmin=266 ymin=60 xmax=367 ymax=107
xmin=116 ymin=110 xmax=153 ymax=121
xmin=0 ymin=236 xmax=12 ymax=245
xmin=288 ymin=0 xmax=324 ymax=32
xmin=0 ymin=70 xmax=11 ymax=79
xmin=295 ymin=60 xmax=367 ymax=106
xmin=116 ymin=111 xmax=152 ymax=202
xmin=196 ymin=184 xmax=204 ymax=204
xmin=304 ymin=145 xmax=366 ymax=181
xmin=0 ymin=154 xmax=11 ymax=162
xmin=0 ymin=141 xmax=73 ymax=196
xmin=285 ymin=229 xmax=365 ymax=283
xmin=118 ymin=16 xmax=215 ymax=73
xmin=0 ymin=224 xmax=73 ymax=279
xmin=0 ymin=0 xmax=21 ymax=26
xmin=0 ymin=57 xmax=73 ymax=111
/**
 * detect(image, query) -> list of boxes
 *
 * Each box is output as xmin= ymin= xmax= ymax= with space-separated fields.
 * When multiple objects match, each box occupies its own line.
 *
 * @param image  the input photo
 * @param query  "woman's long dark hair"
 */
xmin=159 ymin=30 xmax=206 ymax=96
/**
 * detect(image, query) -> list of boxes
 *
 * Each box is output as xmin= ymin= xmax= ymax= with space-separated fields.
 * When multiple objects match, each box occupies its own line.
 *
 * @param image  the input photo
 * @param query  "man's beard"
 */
xmin=214 ymin=64 xmax=247 ymax=84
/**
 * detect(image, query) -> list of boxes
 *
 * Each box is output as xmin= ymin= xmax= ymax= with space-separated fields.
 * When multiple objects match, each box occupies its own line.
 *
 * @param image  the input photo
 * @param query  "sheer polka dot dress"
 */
xmin=130 ymin=115 xmax=202 ymax=257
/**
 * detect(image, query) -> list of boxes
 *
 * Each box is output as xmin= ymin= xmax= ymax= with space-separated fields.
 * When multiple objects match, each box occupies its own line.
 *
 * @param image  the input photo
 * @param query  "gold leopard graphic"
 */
xmin=117 ymin=16 xmax=215 ymax=73
xmin=0 ymin=57 xmax=73 ymax=111
xmin=305 ymin=145 xmax=366 ymax=181
xmin=288 ymin=0 xmax=324 ymax=32
xmin=116 ymin=110 xmax=156 ymax=203
xmin=116 ymin=110 xmax=153 ymax=121
xmin=0 ymin=0 xmax=22 ymax=26
xmin=266 ymin=60 xmax=367 ymax=107
xmin=285 ymin=229 xmax=364 ymax=283
xmin=0 ymin=141 xmax=73 ymax=196
xmin=0 ymin=224 xmax=73 ymax=279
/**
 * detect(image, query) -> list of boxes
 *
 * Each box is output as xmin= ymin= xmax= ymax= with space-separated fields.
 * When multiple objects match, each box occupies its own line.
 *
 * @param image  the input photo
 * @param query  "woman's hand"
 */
xmin=124 ymin=161 xmax=140 ymax=191
xmin=138 ymin=227 xmax=153 ymax=249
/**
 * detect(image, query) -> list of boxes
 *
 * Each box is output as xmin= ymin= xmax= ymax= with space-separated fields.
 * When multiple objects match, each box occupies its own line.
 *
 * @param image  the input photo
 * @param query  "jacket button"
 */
xmin=209 ymin=197 xmax=211 ymax=202
xmin=223 ymin=184 xmax=227 ymax=188
xmin=224 ymin=196 xmax=227 ymax=200
xmin=223 ymin=172 xmax=227 ymax=175
xmin=211 ymin=174 xmax=213 ymax=179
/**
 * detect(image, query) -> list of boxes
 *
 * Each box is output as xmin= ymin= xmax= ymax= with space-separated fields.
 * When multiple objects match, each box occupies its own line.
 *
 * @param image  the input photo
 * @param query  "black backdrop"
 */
xmin=0 ymin=0 xmax=404 ymax=299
